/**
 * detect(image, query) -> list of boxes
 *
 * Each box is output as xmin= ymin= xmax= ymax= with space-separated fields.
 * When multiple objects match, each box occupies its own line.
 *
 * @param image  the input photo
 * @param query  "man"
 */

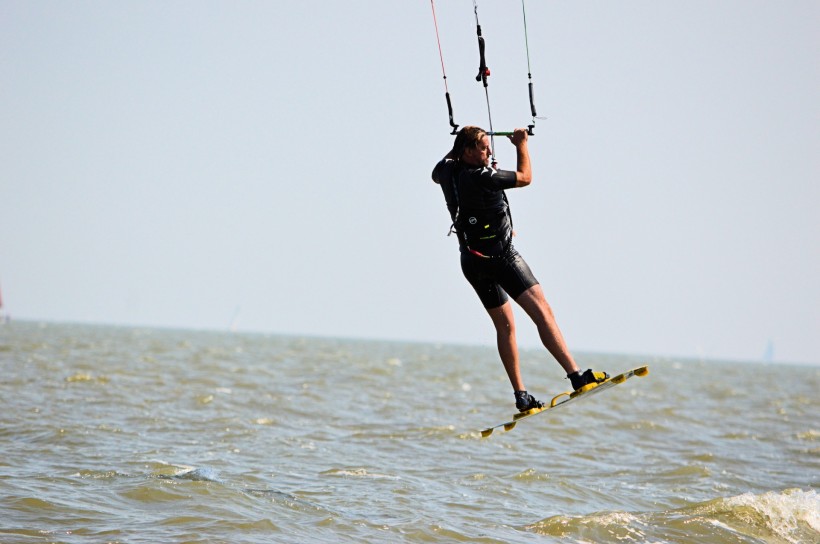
xmin=432 ymin=126 xmax=608 ymax=412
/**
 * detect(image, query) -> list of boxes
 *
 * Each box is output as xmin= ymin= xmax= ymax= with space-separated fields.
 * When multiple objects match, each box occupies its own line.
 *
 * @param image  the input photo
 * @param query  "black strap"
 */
xmin=449 ymin=165 xmax=514 ymax=258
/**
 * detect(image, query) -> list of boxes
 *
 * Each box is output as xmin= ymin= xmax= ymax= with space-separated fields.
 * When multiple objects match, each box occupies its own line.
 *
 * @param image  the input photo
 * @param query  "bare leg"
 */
xmin=486 ymin=302 xmax=525 ymax=391
xmin=515 ymin=284 xmax=580 ymax=375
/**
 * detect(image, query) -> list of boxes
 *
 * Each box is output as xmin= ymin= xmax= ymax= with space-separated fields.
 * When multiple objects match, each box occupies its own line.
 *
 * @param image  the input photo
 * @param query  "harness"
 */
xmin=447 ymin=163 xmax=514 ymax=259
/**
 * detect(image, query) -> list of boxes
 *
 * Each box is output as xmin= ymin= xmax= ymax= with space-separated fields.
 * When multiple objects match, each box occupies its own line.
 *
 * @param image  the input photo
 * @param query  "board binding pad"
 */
xmin=480 ymin=366 xmax=649 ymax=438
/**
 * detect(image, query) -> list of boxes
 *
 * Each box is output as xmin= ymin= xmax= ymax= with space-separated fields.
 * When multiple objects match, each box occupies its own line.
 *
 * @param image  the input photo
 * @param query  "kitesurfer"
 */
xmin=432 ymin=126 xmax=608 ymax=412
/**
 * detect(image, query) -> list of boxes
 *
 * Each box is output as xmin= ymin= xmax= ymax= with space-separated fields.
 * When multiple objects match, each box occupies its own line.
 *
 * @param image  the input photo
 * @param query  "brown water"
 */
xmin=1 ymin=322 xmax=817 ymax=543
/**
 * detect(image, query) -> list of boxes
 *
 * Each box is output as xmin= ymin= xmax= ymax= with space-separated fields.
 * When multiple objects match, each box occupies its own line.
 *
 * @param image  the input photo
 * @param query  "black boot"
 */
xmin=514 ymin=390 xmax=544 ymax=412
xmin=567 ymin=369 xmax=609 ymax=391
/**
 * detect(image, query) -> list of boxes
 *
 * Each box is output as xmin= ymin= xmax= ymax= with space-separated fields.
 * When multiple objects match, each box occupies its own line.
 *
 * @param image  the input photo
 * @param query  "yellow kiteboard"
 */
xmin=480 ymin=366 xmax=649 ymax=437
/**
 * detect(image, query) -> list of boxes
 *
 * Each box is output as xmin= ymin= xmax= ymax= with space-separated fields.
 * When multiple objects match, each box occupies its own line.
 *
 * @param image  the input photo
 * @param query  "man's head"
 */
xmin=451 ymin=126 xmax=492 ymax=167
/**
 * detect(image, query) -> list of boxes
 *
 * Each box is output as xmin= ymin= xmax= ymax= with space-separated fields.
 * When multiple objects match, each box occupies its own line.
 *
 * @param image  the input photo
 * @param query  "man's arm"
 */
xmin=509 ymin=128 xmax=532 ymax=187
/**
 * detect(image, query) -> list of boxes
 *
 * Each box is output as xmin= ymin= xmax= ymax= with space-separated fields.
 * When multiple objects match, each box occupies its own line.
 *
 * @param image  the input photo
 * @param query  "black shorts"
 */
xmin=460 ymin=246 xmax=539 ymax=309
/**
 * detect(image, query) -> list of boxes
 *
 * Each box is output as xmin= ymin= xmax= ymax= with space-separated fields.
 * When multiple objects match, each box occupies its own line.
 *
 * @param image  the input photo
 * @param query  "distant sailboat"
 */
xmin=229 ymin=305 xmax=241 ymax=332
xmin=763 ymin=339 xmax=774 ymax=363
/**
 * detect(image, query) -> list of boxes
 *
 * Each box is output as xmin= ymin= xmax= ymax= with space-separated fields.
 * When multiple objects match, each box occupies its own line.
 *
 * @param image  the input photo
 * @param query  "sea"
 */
xmin=0 ymin=321 xmax=817 ymax=544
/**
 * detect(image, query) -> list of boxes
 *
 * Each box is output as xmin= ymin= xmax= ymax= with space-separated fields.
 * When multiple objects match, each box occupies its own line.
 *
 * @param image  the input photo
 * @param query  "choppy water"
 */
xmin=0 ymin=321 xmax=817 ymax=543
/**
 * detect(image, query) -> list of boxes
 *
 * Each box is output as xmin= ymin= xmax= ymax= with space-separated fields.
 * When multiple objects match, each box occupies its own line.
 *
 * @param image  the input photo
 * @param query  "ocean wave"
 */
xmin=526 ymin=488 xmax=818 ymax=543
xmin=319 ymin=467 xmax=401 ymax=480
xmin=150 ymin=461 xmax=223 ymax=483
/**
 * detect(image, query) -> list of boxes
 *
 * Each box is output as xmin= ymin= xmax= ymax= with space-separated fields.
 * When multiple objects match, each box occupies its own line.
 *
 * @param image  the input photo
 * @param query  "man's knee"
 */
xmin=487 ymin=304 xmax=515 ymax=333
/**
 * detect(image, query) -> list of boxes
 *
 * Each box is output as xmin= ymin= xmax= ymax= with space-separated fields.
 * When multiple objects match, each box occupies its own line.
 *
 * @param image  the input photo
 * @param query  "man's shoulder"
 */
xmin=462 ymin=165 xmax=511 ymax=180
xmin=461 ymin=165 xmax=517 ymax=190
xmin=432 ymin=158 xmax=457 ymax=184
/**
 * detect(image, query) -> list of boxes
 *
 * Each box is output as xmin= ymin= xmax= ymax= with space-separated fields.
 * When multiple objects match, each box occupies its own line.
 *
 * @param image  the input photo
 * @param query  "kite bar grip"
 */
xmin=475 ymin=30 xmax=489 ymax=86
xmin=445 ymin=92 xmax=458 ymax=135
xmin=528 ymin=82 xmax=537 ymax=117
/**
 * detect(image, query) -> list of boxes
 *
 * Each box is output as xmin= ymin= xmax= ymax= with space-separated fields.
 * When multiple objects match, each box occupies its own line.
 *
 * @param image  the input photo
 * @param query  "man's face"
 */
xmin=463 ymin=134 xmax=492 ymax=167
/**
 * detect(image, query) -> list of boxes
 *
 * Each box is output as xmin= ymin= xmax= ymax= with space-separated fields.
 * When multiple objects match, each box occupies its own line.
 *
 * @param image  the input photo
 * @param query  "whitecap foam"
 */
xmin=723 ymin=488 xmax=819 ymax=543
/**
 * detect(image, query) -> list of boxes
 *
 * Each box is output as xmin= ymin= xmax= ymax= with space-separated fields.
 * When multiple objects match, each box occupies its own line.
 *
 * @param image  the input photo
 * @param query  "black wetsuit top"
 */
xmin=431 ymin=158 xmax=517 ymax=257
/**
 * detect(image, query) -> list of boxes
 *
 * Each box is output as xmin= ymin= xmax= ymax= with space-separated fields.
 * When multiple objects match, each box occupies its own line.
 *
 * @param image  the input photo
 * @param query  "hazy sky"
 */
xmin=2 ymin=1 xmax=818 ymax=365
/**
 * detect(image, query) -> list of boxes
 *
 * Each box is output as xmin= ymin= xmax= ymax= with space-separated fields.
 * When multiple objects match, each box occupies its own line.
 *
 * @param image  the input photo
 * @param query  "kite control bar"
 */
xmin=487 ymin=127 xmax=535 ymax=137
xmin=431 ymin=0 xmax=539 ymax=137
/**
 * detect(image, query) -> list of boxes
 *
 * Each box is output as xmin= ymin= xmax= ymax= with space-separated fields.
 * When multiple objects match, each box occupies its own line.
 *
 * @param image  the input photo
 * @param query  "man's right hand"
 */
xmin=509 ymin=128 xmax=529 ymax=147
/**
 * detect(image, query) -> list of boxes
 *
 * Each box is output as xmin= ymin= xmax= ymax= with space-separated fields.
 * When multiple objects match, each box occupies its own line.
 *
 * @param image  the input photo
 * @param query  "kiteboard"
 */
xmin=480 ymin=366 xmax=649 ymax=437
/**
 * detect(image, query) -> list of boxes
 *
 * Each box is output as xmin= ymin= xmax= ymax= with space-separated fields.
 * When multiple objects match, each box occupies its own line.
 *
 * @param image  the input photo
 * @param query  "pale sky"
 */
xmin=2 ymin=1 xmax=818 ymax=365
